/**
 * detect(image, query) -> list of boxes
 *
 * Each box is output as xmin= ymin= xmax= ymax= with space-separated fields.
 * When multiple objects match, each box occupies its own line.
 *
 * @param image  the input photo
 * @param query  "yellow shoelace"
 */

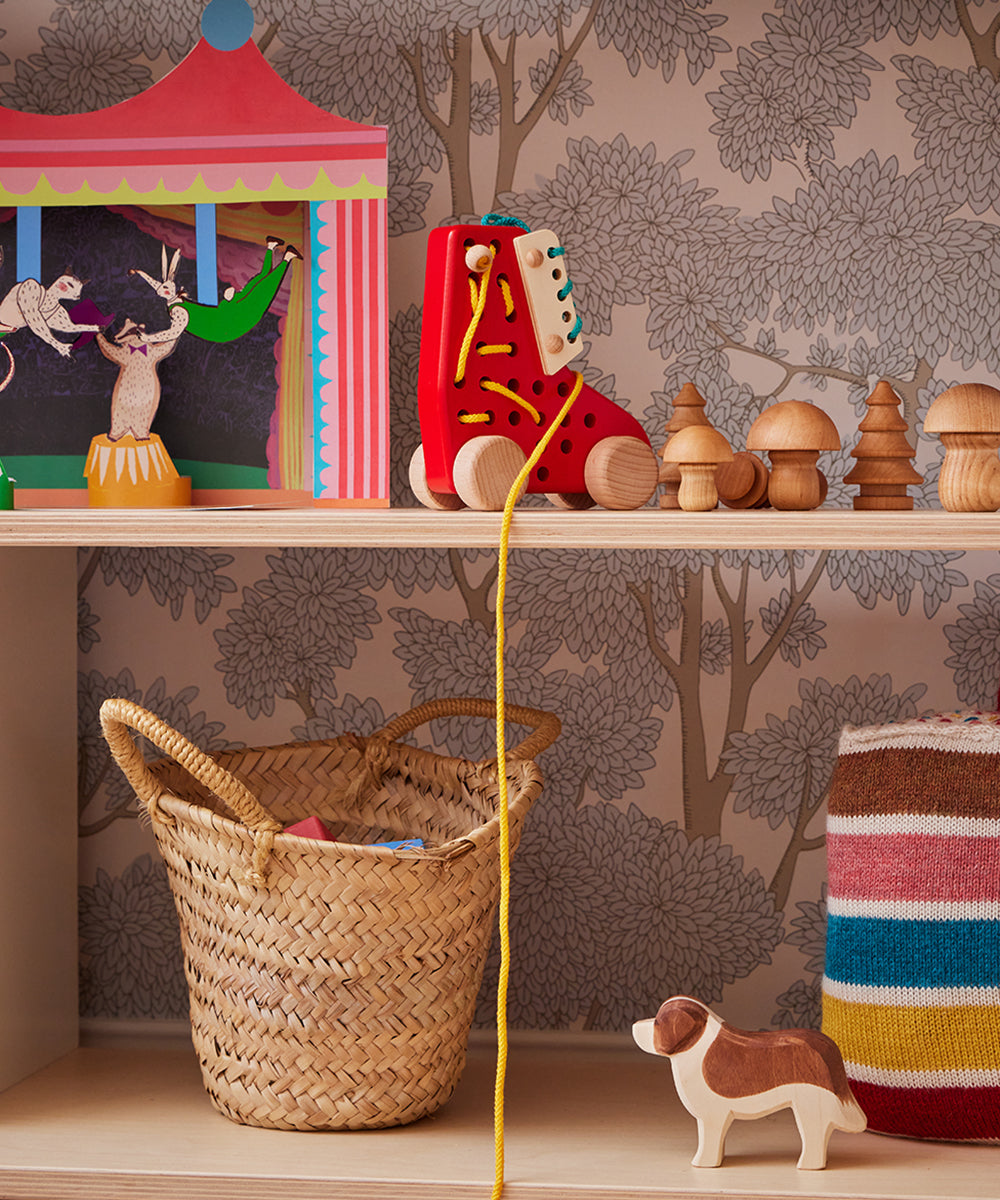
xmin=491 ymin=370 xmax=581 ymax=1197
xmin=452 ymin=239 xmax=584 ymax=1197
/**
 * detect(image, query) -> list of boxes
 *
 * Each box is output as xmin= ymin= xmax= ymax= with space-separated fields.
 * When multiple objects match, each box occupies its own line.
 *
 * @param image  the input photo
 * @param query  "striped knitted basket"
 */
xmin=822 ymin=711 xmax=1000 ymax=1142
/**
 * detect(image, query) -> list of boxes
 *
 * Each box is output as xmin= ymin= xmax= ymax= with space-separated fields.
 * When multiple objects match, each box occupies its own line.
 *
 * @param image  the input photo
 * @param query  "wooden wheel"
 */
xmin=546 ymin=492 xmax=596 ymax=510
xmin=408 ymin=444 xmax=465 ymax=510
xmin=583 ymin=436 xmax=658 ymax=510
xmin=716 ymin=451 xmax=769 ymax=510
xmin=452 ymin=435 xmax=527 ymax=511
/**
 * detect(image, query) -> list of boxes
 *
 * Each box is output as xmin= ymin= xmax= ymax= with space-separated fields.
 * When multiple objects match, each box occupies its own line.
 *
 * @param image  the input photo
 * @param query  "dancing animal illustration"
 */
xmin=0 ymin=267 xmax=110 ymax=391
xmin=96 ymin=319 xmax=179 ymax=441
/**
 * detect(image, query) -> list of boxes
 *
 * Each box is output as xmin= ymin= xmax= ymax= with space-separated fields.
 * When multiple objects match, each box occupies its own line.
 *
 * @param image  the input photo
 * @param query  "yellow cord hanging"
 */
xmin=491 ymin=369 xmax=583 ymax=1200
xmin=450 ymin=238 xmax=585 ymax=1195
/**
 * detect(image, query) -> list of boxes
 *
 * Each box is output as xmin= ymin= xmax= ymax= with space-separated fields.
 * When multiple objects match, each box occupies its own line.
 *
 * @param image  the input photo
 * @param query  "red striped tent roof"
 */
xmin=0 ymin=37 xmax=386 ymax=205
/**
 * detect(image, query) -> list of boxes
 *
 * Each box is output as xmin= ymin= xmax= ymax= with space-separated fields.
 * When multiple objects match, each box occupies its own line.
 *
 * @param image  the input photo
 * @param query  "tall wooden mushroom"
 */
xmin=661 ymin=425 xmax=734 ymax=511
xmin=746 ymin=400 xmax=840 ymax=511
xmin=924 ymin=382 xmax=1000 ymax=511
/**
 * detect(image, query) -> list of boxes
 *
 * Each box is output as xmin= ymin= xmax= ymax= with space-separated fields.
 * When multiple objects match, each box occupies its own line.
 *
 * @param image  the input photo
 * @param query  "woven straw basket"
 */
xmin=100 ymin=695 xmax=559 ymax=1132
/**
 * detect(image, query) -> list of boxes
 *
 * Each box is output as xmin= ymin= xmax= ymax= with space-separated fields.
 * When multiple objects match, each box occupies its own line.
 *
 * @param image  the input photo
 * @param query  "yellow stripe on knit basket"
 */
xmin=823 ymin=993 xmax=1000 ymax=1073
xmin=491 ymin=371 xmax=583 ymax=1200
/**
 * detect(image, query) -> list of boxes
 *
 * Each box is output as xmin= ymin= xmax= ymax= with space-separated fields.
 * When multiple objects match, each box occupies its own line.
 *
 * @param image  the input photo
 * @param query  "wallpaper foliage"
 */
xmin=5 ymin=0 xmax=1000 ymax=1033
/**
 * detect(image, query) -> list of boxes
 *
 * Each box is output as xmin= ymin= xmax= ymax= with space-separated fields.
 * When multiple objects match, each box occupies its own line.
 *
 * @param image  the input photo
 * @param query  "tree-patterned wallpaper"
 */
xmin=4 ymin=0 xmax=1000 ymax=1034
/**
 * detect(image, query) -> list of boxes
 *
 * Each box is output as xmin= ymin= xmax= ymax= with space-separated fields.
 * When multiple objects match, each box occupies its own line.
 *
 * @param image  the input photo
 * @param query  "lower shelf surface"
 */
xmin=0 ymin=1034 xmax=996 ymax=1199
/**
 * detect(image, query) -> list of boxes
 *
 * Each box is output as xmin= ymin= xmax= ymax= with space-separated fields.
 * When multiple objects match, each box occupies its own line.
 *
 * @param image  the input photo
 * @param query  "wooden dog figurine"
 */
xmin=632 ymin=996 xmax=866 ymax=1169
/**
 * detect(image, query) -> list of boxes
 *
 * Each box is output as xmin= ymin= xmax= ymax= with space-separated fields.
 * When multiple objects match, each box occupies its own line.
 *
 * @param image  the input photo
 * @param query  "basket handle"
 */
xmin=372 ymin=697 xmax=561 ymax=762
xmin=100 ymin=697 xmax=281 ymax=883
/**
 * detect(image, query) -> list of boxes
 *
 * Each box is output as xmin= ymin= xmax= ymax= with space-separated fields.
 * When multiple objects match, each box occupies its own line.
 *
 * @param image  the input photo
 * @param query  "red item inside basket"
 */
xmin=284 ymin=816 xmax=336 ymax=841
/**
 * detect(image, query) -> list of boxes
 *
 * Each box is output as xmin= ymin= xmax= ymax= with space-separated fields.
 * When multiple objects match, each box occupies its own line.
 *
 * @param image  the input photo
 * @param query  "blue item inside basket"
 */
xmin=372 ymin=838 xmax=423 ymax=850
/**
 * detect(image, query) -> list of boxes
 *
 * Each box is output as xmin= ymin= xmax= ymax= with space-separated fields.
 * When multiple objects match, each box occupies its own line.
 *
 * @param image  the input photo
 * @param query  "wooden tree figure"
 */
xmin=659 ymin=382 xmax=712 ymax=509
xmin=844 ymin=380 xmax=923 ymax=510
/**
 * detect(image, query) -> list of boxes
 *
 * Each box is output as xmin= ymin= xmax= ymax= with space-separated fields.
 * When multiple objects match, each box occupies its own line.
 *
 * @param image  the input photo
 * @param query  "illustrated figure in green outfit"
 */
xmin=129 ymin=237 xmax=301 ymax=346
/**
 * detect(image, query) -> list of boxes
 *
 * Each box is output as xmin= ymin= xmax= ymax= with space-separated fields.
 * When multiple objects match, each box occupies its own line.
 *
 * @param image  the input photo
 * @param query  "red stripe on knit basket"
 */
xmin=851 ymin=1080 xmax=1000 ymax=1141
xmin=828 ymin=832 xmax=1000 ymax=902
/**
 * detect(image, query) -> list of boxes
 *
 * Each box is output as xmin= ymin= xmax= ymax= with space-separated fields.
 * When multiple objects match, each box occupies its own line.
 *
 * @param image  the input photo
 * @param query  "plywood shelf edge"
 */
xmin=2 ymin=506 xmax=999 ymax=549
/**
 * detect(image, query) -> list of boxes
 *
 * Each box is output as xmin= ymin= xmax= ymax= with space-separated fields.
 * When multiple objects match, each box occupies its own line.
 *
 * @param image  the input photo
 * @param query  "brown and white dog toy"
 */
xmin=632 ymin=995 xmax=866 ymax=1169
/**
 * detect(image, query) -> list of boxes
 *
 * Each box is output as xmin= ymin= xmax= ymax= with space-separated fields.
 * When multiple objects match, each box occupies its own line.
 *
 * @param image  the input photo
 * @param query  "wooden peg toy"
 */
xmin=410 ymin=216 xmax=658 ymax=512
xmin=715 ymin=450 xmax=769 ymax=509
xmin=660 ymin=425 xmax=733 ymax=510
xmin=633 ymin=996 xmax=866 ymax=1170
xmin=464 ymin=242 xmax=494 ymax=274
xmin=844 ymin=380 xmax=922 ymax=510
xmin=923 ymin=382 xmax=1000 ymax=511
xmin=746 ymin=399 xmax=840 ymax=510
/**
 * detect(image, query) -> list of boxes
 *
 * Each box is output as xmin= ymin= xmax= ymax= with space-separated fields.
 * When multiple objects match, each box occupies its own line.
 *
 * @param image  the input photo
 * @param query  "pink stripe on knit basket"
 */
xmin=828 ymin=832 xmax=1000 ymax=902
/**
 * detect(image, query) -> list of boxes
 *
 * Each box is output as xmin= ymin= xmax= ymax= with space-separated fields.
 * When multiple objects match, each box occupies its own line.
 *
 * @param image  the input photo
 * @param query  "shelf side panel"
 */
xmin=0 ymin=547 xmax=78 ymax=1089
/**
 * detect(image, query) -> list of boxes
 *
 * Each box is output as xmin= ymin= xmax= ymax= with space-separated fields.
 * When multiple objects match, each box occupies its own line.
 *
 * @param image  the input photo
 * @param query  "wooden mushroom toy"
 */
xmin=661 ymin=425 xmax=733 ymax=511
xmin=633 ymin=996 xmax=867 ymax=1170
xmin=659 ymin=383 xmax=713 ymax=509
xmin=924 ymin=382 xmax=1000 ymax=511
xmin=747 ymin=400 xmax=840 ymax=510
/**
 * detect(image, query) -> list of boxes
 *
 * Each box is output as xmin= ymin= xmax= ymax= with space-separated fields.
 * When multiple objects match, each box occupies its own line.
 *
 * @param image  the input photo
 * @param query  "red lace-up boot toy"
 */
xmin=409 ymin=214 xmax=659 ymax=511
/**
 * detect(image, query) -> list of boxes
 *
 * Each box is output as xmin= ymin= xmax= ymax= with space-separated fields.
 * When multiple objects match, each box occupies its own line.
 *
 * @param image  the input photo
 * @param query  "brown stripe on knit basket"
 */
xmin=100 ymin=695 xmax=560 ymax=1131
xmin=827 ymin=746 xmax=1000 ymax=819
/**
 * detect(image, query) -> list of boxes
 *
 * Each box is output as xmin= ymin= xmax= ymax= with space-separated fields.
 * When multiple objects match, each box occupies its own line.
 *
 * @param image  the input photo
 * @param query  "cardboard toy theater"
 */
xmin=0 ymin=9 xmax=387 ymax=507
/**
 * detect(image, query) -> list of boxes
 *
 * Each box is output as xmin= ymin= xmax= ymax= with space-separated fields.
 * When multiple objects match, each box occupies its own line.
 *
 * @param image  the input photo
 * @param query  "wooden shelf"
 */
xmin=3 ymin=505 xmax=1000 ymax=548
xmin=4 ymin=510 xmax=997 ymax=1200
xmin=0 ymin=1032 xmax=995 ymax=1200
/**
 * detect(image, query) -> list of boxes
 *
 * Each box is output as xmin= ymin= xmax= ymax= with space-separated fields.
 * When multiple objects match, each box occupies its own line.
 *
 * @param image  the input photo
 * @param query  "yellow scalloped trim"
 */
xmin=0 ymin=168 xmax=387 ymax=207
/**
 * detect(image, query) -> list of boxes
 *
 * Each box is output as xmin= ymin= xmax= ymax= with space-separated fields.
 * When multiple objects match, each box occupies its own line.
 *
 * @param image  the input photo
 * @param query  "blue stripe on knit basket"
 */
xmin=826 ymin=916 xmax=1000 ymax=988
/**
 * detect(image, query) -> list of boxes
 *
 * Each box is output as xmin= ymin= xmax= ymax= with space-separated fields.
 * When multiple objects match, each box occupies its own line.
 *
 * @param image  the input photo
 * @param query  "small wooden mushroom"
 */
xmin=661 ymin=425 xmax=733 ymax=511
xmin=659 ymin=383 xmax=714 ymax=509
xmin=924 ymin=382 xmax=1000 ymax=511
xmin=746 ymin=400 xmax=840 ymax=511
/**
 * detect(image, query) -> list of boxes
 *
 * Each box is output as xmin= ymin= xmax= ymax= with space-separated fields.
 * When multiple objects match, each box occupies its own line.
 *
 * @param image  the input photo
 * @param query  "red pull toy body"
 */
xmin=410 ymin=217 xmax=658 ymax=511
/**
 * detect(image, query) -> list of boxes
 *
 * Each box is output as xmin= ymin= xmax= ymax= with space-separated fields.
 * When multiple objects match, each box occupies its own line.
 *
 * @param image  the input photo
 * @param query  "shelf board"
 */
xmin=0 ymin=1032 xmax=997 ymax=1200
xmin=2 ymin=505 xmax=1000 ymax=549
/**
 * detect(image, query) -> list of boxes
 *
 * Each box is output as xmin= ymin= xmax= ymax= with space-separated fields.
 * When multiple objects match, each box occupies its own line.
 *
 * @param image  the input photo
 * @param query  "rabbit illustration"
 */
xmin=129 ymin=239 xmax=300 ymax=346
xmin=127 ymin=245 xmax=190 ymax=345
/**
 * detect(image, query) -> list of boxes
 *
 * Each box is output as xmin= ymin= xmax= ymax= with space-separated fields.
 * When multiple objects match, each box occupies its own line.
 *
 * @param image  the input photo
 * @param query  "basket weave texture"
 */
xmin=100 ymin=695 xmax=559 ymax=1132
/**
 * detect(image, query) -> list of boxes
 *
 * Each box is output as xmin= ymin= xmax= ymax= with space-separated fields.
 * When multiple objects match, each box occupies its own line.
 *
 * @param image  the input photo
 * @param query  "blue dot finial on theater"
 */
xmin=201 ymin=0 xmax=255 ymax=51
